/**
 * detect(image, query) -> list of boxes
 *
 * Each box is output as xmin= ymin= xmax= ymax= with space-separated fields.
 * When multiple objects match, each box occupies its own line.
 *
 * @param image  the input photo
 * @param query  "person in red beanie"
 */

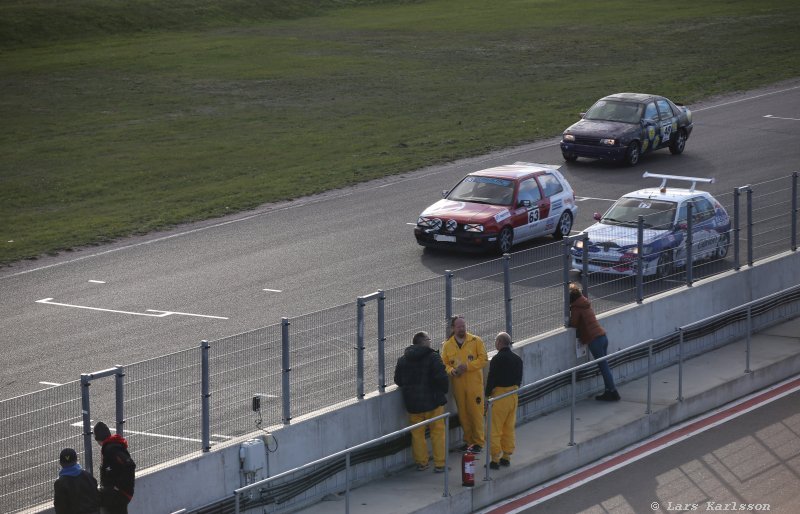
xmin=93 ymin=422 xmax=136 ymax=514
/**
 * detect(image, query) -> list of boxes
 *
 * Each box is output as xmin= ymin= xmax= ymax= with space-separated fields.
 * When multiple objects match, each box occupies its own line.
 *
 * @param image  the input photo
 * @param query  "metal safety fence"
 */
xmin=1 ymin=173 xmax=797 ymax=513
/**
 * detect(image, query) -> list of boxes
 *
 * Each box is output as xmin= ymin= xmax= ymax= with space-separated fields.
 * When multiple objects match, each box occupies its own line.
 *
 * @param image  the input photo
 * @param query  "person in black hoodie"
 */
xmin=53 ymin=447 xmax=100 ymax=514
xmin=93 ymin=422 xmax=135 ymax=514
xmin=394 ymin=331 xmax=450 ymax=472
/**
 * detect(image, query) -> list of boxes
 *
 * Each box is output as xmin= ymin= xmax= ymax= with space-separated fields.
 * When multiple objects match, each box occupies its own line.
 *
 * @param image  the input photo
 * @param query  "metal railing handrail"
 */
xmin=234 ymin=411 xmax=452 ymax=513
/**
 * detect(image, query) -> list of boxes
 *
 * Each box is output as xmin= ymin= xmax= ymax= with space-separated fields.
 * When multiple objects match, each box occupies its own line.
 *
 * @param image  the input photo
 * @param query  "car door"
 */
xmin=675 ymin=197 xmax=717 ymax=264
xmin=514 ymin=177 xmax=543 ymax=241
xmin=655 ymin=98 xmax=677 ymax=149
xmin=640 ymin=101 xmax=659 ymax=155
xmin=532 ymin=173 xmax=564 ymax=238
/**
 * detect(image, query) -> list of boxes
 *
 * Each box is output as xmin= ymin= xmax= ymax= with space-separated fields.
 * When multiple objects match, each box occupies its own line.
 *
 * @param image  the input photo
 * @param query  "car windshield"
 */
xmin=584 ymin=100 xmax=643 ymax=124
xmin=448 ymin=176 xmax=515 ymax=206
xmin=602 ymin=198 xmax=676 ymax=229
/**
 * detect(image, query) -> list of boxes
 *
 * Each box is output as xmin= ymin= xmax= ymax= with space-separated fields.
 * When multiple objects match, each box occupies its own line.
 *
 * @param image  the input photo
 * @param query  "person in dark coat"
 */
xmin=394 ymin=331 xmax=450 ymax=472
xmin=485 ymin=332 xmax=523 ymax=469
xmin=94 ymin=422 xmax=135 ymax=514
xmin=53 ymin=447 xmax=100 ymax=514
xmin=569 ymin=283 xmax=620 ymax=401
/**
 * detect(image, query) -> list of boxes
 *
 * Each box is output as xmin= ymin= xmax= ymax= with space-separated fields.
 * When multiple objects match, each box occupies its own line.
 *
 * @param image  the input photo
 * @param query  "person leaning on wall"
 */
xmin=53 ymin=447 xmax=100 ymax=514
xmin=569 ymin=282 xmax=620 ymax=401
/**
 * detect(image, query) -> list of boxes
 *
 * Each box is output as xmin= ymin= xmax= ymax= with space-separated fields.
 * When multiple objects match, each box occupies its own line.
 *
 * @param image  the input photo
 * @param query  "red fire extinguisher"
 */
xmin=461 ymin=450 xmax=475 ymax=487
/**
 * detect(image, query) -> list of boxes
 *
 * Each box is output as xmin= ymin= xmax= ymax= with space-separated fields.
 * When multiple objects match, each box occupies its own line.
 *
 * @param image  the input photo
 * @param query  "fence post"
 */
xmin=114 ymin=365 xmax=125 ymax=437
xmin=792 ymin=172 xmax=797 ymax=252
xmin=282 ymin=318 xmax=292 ymax=424
xmin=484 ymin=399 xmax=493 ymax=481
xmin=443 ymin=415 xmax=450 ymax=498
xmin=745 ymin=305 xmax=752 ymax=374
xmin=503 ymin=254 xmax=513 ymax=337
xmin=562 ymin=242 xmax=571 ymax=328
xmin=201 ymin=340 xmax=211 ymax=451
xmin=747 ymin=188 xmax=754 ymax=267
xmin=686 ymin=202 xmax=694 ymax=286
xmin=733 ymin=187 xmax=741 ymax=270
xmin=80 ymin=374 xmax=94 ymax=475
xmin=581 ymin=233 xmax=589 ymax=296
xmin=677 ymin=328 xmax=684 ymax=402
xmin=646 ymin=344 xmax=653 ymax=414
xmin=569 ymin=370 xmax=576 ymax=446
xmin=636 ymin=216 xmax=644 ymax=303
xmin=345 ymin=452 xmax=352 ymax=513
xmin=445 ymin=270 xmax=454 ymax=338
xmin=378 ymin=290 xmax=386 ymax=393
xmin=356 ymin=297 xmax=366 ymax=399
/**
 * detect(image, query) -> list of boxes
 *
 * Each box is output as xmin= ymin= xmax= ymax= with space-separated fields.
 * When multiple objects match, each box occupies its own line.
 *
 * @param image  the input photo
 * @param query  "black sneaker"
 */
xmin=489 ymin=461 xmax=500 ymax=470
xmin=596 ymin=390 xmax=621 ymax=402
xmin=499 ymin=458 xmax=511 ymax=467
xmin=468 ymin=444 xmax=482 ymax=454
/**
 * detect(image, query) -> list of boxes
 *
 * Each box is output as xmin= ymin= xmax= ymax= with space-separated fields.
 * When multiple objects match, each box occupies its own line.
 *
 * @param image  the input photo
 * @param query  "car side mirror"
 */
xmin=441 ymin=190 xmax=449 ymax=198
xmin=518 ymin=199 xmax=531 ymax=208
xmin=678 ymin=222 xmax=688 ymax=230
xmin=579 ymin=112 xmax=586 ymax=119
xmin=593 ymin=212 xmax=602 ymax=221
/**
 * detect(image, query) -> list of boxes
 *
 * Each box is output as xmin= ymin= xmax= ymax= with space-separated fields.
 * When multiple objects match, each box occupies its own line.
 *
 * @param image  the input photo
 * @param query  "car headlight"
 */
xmin=464 ymin=224 xmax=484 ymax=233
xmin=563 ymin=134 xmax=575 ymax=142
xmin=600 ymin=138 xmax=616 ymax=146
xmin=574 ymin=240 xmax=584 ymax=249
xmin=417 ymin=216 xmax=431 ymax=227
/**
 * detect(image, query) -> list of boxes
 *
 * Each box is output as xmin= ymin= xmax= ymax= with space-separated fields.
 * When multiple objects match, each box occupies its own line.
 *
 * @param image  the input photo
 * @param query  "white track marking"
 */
xmin=36 ymin=298 xmax=228 ymax=319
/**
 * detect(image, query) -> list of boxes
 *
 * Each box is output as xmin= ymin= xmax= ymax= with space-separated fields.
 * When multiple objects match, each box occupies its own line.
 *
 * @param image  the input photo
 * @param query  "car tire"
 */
xmin=497 ymin=227 xmax=513 ymax=254
xmin=715 ymin=232 xmax=731 ymax=259
xmin=553 ymin=211 xmax=573 ymax=240
xmin=562 ymin=151 xmax=578 ymax=162
xmin=624 ymin=142 xmax=641 ymax=166
xmin=656 ymin=251 xmax=674 ymax=279
xmin=669 ymin=129 xmax=687 ymax=155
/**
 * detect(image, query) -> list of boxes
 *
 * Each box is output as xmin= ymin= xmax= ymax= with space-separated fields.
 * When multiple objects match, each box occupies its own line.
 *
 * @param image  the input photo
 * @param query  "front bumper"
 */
xmin=560 ymin=141 xmax=627 ymax=161
xmin=571 ymin=250 xmax=658 ymax=276
xmin=414 ymin=227 xmax=499 ymax=252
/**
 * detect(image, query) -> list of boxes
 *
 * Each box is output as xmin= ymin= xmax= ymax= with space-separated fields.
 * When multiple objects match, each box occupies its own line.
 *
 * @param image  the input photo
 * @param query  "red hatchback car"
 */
xmin=414 ymin=162 xmax=578 ymax=253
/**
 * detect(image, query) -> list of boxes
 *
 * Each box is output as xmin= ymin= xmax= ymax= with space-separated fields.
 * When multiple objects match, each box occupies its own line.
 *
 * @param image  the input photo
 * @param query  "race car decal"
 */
xmin=528 ymin=208 xmax=540 ymax=224
xmin=495 ymin=209 xmax=511 ymax=223
xmin=648 ymin=126 xmax=656 ymax=140
xmin=551 ymin=199 xmax=563 ymax=212
xmin=642 ymin=139 xmax=649 ymax=152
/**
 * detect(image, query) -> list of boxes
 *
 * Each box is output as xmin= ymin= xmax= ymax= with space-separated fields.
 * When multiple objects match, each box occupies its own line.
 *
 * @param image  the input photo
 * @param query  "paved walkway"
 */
xmin=295 ymin=317 xmax=800 ymax=514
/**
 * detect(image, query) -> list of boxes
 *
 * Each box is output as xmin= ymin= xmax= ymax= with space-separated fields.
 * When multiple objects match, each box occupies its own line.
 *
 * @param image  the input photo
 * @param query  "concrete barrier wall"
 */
xmin=37 ymin=251 xmax=797 ymax=514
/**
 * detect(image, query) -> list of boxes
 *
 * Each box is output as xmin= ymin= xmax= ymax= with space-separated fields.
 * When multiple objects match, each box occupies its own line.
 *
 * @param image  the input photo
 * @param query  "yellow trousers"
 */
xmin=488 ymin=385 xmax=518 ymax=463
xmin=452 ymin=376 xmax=485 ymax=447
xmin=408 ymin=405 xmax=446 ymax=467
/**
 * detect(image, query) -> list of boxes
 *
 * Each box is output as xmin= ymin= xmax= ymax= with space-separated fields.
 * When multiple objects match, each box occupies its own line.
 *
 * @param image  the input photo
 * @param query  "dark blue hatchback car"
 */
xmin=560 ymin=93 xmax=693 ymax=166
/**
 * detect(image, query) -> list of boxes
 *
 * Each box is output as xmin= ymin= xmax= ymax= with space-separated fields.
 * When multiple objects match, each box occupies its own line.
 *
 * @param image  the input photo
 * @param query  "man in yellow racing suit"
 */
xmin=440 ymin=315 xmax=488 ymax=452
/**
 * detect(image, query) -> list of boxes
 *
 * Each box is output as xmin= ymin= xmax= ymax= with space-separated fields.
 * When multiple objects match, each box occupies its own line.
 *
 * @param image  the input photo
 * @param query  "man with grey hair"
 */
xmin=485 ymin=331 xmax=523 ymax=470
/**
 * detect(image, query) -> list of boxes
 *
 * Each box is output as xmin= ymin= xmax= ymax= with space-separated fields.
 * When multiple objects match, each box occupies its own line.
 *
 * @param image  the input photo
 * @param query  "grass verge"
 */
xmin=2 ymin=0 xmax=799 ymax=265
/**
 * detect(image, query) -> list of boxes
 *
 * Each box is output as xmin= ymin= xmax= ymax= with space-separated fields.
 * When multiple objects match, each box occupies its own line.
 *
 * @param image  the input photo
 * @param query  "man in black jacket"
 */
xmin=53 ymin=447 xmax=100 ymax=514
xmin=485 ymin=332 xmax=523 ymax=470
xmin=94 ymin=422 xmax=135 ymax=514
xmin=394 ymin=331 xmax=450 ymax=472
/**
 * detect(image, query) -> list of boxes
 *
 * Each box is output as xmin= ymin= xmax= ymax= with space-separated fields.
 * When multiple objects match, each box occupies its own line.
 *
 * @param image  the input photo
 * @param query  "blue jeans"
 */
xmin=588 ymin=335 xmax=616 ymax=392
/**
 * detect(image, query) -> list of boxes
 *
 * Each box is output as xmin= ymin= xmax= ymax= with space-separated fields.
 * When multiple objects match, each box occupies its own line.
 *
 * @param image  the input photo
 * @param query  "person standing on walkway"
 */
xmin=53 ymin=447 xmax=100 ymax=514
xmin=394 ymin=331 xmax=450 ymax=472
xmin=569 ymin=283 xmax=620 ymax=401
xmin=485 ymin=332 xmax=523 ymax=469
xmin=94 ymin=422 xmax=136 ymax=514
xmin=441 ymin=315 xmax=488 ymax=452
